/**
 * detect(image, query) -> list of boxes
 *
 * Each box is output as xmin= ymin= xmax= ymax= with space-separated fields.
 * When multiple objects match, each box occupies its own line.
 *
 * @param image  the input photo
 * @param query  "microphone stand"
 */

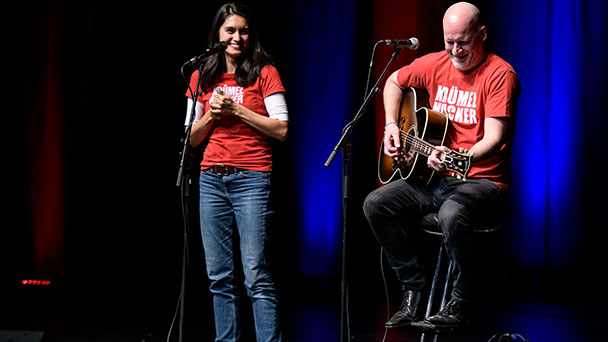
xmin=324 ymin=45 xmax=403 ymax=342
xmin=174 ymin=60 xmax=205 ymax=342
xmin=176 ymin=61 xmax=204 ymax=187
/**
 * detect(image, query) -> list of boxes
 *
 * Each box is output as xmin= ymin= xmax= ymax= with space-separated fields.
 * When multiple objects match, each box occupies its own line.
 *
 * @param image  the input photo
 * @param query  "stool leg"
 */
xmin=439 ymin=259 xmax=452 ymax=312
xmin=420 ymin=245 xmax=444 ymax=342
xmin=430 ymin=258 xmax=452 ymax=342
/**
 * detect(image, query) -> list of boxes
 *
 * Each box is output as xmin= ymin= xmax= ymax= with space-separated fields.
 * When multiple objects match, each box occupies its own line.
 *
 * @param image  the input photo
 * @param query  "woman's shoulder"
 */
xmin=257 ymin=64 xmax=285 ymax=94
xmin=259 ymin=64 xmax=280 ymax=77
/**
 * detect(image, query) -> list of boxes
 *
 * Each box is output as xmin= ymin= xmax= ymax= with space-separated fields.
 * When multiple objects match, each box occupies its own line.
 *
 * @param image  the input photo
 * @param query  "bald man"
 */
xmin=364 ymin=2 xmax=520 ymax=329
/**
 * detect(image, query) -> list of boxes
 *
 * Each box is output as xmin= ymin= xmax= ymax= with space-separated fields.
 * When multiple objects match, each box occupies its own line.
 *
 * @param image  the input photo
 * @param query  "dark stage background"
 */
xmin=3 ymin=0 xmax=608 ymax=341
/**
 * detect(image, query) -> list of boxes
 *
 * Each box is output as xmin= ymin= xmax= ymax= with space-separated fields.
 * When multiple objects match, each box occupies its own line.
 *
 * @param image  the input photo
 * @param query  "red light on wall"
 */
xmin=21 ymin=280 xmax=52 ymax=286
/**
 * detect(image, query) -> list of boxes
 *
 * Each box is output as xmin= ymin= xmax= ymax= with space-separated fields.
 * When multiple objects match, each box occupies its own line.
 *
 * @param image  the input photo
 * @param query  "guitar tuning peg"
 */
xmin=464 ymin=149 xmax=469 ymax=154
xmin=459 ymin=147 xmax=464 ymax=152
xmin=456 ymin=174 xmax=462 ymax=180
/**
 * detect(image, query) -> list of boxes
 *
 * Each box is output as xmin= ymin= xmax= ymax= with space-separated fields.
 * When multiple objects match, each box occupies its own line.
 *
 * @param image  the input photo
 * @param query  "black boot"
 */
xmin=423 ymin=299 xmax=470 ymax=329
xmin=385 ymin=290 xmax=422 ymax=328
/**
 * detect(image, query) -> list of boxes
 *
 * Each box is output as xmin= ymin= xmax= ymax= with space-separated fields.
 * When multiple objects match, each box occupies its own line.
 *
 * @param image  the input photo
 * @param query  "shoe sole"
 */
xmin=385 ymin=321 xmax=412 ymax=328
xmin=410 ymin=320 xmax=458 ymax=332
xmin=385 ymin=318 xmax=420 ymax=328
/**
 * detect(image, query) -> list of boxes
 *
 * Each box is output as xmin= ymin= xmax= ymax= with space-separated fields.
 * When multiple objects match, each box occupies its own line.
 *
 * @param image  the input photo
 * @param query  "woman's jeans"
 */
xmin=363 ymin=176 xmax=506 ymax=304
xmin=199 ymin=169 xmax=282 ymax=342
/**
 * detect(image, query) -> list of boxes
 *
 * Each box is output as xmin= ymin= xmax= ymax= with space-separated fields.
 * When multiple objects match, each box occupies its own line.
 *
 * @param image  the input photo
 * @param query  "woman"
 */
xmin=185 ymin=3 xmax=288 ymax=342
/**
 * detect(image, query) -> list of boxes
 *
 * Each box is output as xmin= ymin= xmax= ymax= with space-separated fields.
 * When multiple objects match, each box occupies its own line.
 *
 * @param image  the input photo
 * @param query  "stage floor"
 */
xmin=1 ymin=280 xmax=605 ymax=342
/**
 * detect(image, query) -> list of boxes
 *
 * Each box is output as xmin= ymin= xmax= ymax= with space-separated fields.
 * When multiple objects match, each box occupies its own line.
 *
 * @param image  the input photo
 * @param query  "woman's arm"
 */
xmin=210 ymin=89 xmax=289 ymax=141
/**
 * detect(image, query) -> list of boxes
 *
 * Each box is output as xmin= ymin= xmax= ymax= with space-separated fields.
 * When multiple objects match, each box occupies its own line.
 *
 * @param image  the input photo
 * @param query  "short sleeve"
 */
xmin=484 ymin=69 xmax=521 ymax=119
xmin=396 ymin=54 xmax=439 ymax=90
xmin=185 ymin=70 xmax=202 ymax=99
xmin=258 ymin=65 xmax=286 ymax=98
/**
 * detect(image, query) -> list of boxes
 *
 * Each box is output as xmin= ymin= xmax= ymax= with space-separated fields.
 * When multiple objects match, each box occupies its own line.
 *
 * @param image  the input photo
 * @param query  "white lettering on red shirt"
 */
xmin=433 ymin=85 xmax=478 ymax=124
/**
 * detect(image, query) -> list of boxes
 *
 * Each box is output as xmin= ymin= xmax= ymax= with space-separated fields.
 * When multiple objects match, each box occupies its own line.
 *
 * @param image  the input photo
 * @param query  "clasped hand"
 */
xmin=210 ymin=89 xmax=238 ymax=119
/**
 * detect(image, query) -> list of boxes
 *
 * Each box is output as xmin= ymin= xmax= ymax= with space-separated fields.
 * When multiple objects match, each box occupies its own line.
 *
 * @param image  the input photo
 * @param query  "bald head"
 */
xmin=442 ymin=2 xmax=486 ymax=72
xmin=443 ymin=2 xmax=481 ymax=29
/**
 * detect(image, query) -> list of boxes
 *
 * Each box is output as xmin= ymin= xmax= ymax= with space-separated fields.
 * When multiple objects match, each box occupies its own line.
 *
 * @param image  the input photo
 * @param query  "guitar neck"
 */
xmin=402 ymin=132 xmax=436 ymax=157
xmin=401 ymin=129 xmax=472 ymax=180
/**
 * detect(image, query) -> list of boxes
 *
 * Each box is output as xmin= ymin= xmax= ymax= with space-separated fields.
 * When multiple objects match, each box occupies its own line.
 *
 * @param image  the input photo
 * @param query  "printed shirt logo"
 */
xmin=432 ymin=85 xmax=478 ymax=125
xmin=210 ymin=85 xmax=245 ymax=104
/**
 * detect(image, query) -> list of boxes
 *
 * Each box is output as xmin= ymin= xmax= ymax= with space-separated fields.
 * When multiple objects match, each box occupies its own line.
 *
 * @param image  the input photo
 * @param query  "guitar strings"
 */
xmin=398 ymin=128 xmax=435 ymax=156
xmin=390 ymin=126 xmax=470 ymax=177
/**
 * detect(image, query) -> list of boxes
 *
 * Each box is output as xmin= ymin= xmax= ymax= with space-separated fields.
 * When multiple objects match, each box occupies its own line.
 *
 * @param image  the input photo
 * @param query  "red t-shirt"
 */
xmin=397 ymin=51 xmax=520 ymax=188
xmin=186 ymin=65 xmax=285 ymax=171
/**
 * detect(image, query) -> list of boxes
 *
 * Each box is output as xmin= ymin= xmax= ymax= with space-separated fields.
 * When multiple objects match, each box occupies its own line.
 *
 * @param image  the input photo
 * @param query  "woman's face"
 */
xmin=219 ymin=14 xmax=250 ymax=62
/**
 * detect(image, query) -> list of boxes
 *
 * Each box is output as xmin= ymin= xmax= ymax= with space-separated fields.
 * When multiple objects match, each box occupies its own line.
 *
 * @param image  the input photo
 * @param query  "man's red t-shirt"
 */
xmin=186 ymin=65 xmax=285 ymax=171
xmin=397 ymin=51 xmax=520 ymax=188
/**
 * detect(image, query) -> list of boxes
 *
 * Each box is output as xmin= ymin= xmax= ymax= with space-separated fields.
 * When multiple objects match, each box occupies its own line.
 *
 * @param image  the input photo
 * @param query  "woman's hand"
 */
xmin=209 ymin=88 xmax=238 ymax=118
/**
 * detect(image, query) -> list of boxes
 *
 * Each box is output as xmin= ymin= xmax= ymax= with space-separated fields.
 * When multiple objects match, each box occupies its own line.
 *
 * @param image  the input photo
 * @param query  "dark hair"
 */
xmin=200 ymin=2 xmax=273 ymax=90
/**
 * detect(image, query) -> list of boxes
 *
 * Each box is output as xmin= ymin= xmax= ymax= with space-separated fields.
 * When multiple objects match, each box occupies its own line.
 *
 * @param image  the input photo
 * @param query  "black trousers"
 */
xmin=363 ymin=176 xmax=507 ymax=303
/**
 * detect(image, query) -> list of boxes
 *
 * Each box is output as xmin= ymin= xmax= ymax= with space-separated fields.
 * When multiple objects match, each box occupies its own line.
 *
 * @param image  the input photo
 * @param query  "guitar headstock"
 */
xmin=441 ymin=147 xmax=472 ymax=180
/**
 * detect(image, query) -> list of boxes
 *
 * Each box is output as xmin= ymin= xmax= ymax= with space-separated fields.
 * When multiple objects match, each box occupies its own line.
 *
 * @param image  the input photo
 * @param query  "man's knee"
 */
xmin=437 ymin=200 xmax=469 ymax=240
xmin=363 ymin=189 xmax=384 ymax=221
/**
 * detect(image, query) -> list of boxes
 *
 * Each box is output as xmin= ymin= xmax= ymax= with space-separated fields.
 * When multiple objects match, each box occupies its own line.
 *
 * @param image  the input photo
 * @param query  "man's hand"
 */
xmin=427 ymin=146 xmax=450 ymax=172
xmin=383 ymin=123 xmax=401 ymax=160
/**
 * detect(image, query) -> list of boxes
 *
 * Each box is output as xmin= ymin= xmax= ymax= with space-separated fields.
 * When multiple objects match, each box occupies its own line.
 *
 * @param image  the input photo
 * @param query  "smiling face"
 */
xmin=219 ymin=14 xmax=250 ymax=68
xmin=442 ymin=3 xmax=487 ymax=72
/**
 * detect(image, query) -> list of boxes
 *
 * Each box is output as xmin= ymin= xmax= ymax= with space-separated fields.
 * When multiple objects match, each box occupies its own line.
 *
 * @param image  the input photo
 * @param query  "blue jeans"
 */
xmin=199 ymin=169 xmax=282 ymax=342
xmin=363 ymin=176 xmax=506 ymax=303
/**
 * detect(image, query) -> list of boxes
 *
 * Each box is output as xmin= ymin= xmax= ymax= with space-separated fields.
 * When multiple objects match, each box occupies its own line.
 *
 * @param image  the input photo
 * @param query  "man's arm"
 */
xmin=468 ymin=117 xmax=508 ymax=163
xmin=383 ymin=71 xmax=405 ymax=160
xmin=427 ymin=117 xmax=508 ymax=170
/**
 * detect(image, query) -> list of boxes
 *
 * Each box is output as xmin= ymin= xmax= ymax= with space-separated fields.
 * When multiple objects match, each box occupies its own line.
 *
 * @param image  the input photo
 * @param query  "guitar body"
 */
xmin=378 ymin=88 xmax=449 ymax=185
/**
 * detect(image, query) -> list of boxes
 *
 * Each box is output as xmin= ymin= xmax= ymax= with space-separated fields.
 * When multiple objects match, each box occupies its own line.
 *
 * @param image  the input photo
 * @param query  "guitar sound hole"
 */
xmin=404 ymin=126 xmax=417 ymax=153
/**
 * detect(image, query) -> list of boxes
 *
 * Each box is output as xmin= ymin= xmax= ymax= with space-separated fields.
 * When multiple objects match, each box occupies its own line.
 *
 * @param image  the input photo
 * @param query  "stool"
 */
xmin=412 ymin=201 xmax=510 ymax=342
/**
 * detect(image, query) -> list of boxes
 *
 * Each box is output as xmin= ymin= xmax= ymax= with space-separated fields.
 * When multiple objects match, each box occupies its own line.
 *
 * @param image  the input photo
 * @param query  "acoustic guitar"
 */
xmin=378 ymin=87 xmax=472 ymax=185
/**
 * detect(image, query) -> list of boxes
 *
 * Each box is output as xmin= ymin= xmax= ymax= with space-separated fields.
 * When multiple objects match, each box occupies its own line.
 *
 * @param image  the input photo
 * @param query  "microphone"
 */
xmin=380 ymin=37 xmax=419 ymax=50
xmin=183 ymin=41 xmax=228 ymax=66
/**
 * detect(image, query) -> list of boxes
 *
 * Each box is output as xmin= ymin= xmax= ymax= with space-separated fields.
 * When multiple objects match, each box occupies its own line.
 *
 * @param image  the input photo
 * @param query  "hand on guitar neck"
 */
xmin=427 ymin=146 xmax=451 ymax=172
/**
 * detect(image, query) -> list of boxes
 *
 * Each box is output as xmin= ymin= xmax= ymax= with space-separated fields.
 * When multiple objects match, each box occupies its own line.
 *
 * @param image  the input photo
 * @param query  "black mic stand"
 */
xmin=324 ymin=45 xmax=403 ymax=342
xmin=174 ymin=59 xmax=205 ymax=342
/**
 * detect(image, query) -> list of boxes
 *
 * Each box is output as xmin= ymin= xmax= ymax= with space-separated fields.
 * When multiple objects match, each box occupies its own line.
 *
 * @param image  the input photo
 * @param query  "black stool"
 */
xmin=412 ymin=200 xmax=510 ymax=342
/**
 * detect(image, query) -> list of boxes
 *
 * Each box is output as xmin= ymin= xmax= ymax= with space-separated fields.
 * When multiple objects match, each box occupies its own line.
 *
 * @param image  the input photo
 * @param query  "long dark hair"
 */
xmin=200 ymin=3 xmax=273 ymax=90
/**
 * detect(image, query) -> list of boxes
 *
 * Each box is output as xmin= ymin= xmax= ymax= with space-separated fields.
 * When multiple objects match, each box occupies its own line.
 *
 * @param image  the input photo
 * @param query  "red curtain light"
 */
xmin=28 ymin=3 xmax=65 ymax=278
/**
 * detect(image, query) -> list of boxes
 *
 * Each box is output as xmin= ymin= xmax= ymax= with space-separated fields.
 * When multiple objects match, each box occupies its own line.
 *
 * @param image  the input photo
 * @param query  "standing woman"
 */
xmin=185 ymin=3 xmax=288 ymax=342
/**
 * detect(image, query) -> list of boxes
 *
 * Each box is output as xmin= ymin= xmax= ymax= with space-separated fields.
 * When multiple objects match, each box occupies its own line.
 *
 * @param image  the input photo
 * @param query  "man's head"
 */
xmin=443 ymin=2 xmax=487 ymax=72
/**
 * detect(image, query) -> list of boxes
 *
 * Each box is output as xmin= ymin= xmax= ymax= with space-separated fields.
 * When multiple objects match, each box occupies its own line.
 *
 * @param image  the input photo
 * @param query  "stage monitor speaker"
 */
xmin=0 ymin=331 xmax=52 ymax=342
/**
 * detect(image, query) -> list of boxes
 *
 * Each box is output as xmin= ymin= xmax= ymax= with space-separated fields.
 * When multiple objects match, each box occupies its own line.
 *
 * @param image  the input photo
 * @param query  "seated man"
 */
xmin=363 ymin=1 xmax=521 ymax=329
